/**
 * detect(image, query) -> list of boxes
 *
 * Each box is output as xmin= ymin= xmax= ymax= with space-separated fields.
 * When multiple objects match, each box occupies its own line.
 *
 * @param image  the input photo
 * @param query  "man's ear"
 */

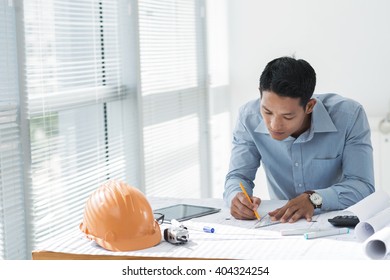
xmin=305 ymin=98 xmax=317 ymax=114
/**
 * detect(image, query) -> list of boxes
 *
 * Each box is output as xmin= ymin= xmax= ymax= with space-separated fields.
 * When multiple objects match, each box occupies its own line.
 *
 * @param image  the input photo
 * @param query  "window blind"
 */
xmin=1 ymin=0 xmax=211 ymax=259
xmin=21 ymin=0 xmax=133 ymax=251
xmin=138 ymin=0 xmax=209 ymax=198
xmin=0 ymin=1 xmax=26 ymax=260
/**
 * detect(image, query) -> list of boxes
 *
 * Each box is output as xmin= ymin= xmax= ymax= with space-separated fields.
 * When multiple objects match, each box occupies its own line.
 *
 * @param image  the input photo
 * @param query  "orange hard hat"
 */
xmin=80 ymin=180 xmax=161 ymax=251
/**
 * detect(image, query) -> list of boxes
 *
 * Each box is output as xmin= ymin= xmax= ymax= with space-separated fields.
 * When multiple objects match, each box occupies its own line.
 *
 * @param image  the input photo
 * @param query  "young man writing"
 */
xmin=224 ymin=56 xmax=375 ymax=223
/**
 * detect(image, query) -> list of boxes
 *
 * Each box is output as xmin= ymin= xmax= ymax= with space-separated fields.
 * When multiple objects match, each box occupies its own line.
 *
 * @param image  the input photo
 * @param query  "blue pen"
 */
xmin=183 ymin=222 xmax=215 ymax=233
xmin=202 ymin=226 xmax=215 ymax=233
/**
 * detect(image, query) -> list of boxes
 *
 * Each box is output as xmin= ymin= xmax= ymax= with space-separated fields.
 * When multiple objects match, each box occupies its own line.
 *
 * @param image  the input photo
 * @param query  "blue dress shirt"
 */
xmin=224 ymin=93 xmax=375 ymax=211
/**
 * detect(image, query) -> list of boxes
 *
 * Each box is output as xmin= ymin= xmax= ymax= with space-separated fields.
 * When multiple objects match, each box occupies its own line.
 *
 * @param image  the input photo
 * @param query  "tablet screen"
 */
xmin=154 ymin=204 xmax=221 ymax=223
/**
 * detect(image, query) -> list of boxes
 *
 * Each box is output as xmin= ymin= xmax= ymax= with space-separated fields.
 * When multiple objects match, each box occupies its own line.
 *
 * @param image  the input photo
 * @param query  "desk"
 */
xmin=32 ymin=197 xmax=375 ymax=260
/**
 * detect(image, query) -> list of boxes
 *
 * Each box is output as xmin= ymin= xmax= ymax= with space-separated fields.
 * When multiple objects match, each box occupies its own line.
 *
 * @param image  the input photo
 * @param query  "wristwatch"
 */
xmin=304 ymin=191 xmax=322 ymax=209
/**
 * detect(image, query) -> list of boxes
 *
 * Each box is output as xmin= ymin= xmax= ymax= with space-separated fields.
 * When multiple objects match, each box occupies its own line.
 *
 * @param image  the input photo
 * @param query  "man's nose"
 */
xmin=270 ymin=117 xmax=283 ymax=131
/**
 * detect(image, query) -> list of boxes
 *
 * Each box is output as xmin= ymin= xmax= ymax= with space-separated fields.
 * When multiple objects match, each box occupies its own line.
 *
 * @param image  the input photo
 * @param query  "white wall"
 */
xmin=228 ymin=0 xmax=390 ymax=120
xmin=226 ymin=0 xmax=390 ymax=197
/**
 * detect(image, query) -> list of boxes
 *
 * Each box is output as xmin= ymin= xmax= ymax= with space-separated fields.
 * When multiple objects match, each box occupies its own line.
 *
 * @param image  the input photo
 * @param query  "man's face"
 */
xmin=260 ymin=91 xmax=314 ymax=141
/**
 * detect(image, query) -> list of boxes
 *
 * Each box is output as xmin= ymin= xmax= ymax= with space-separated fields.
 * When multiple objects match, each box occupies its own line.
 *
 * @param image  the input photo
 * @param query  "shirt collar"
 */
xmin=255 ymin=118 xmax=268 ymax=134
xmin=254 ymin=97 xmax=337 ymax=137
xmin=311 ymin=97 xmax=338 ymax=133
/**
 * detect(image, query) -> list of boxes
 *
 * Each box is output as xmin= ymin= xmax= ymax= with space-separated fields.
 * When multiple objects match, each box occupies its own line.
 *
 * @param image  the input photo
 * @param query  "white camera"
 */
xmin=163 ymin=221 xmax=189 ymax=245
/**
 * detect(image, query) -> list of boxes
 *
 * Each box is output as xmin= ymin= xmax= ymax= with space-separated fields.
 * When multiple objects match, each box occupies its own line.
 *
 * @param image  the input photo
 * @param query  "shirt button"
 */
xmin=294 ymin=162 xmax=299 ymax=167
xmin=298 ymin=183 xmax=302 ymax=187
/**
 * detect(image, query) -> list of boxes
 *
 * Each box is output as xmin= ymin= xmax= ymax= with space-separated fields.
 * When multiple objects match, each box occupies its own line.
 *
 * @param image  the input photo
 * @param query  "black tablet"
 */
xmin=154 ymin=204 xmax=221 ymax=223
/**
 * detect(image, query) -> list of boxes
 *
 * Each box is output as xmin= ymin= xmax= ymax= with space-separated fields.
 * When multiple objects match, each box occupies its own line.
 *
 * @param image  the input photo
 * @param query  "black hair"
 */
xmin=259 ymin=56 xmax=316 ymax=107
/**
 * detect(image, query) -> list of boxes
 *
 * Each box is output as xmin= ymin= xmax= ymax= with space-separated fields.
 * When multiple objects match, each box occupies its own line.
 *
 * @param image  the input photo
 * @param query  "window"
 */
xmin=0 ymin=0 xmax=213 ymax=259
xmin=138 ymin=0 xmax=211 ymax=198
xmin=0 ymin=1 xmax=26 ymax=260
xmin=19 ymin=0 xmax=137 ymax=257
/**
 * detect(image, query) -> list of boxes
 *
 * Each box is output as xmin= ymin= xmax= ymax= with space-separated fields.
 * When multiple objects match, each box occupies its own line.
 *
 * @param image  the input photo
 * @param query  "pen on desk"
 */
xmin=304 ymin=227 xmax=349 ymax=239
xmin=203 ymin=226 xmax=215 ymax=233
xmin=239 ymin=182 xmax=261 ymax=220
xmin=186 ymin=225 xmax=215 ymax=233
xmin=196 ymin=226 xmax=215 ymax=233
xmin=182 ymin=221 xmax=215 ymax=233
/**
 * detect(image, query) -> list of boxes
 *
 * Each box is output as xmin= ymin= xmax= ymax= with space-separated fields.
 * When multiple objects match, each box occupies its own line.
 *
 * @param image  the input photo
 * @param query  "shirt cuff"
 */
xmin=315 ymin=188 xmax=339 ymax=211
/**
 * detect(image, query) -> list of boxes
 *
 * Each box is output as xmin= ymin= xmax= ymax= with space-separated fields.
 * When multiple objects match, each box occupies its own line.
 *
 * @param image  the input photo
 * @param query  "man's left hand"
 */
xmin=268 ymin=193 xmax=314 ymax=223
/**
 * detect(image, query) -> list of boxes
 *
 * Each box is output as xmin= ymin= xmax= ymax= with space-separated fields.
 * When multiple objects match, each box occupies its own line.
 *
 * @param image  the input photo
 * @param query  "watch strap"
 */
xmin=304 ymin=191 xmax=322 ymax=209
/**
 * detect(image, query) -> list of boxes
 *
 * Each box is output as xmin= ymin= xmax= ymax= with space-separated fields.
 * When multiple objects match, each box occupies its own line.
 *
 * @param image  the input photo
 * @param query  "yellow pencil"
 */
xmin=239 ymin=182 xmax=261 ymax=220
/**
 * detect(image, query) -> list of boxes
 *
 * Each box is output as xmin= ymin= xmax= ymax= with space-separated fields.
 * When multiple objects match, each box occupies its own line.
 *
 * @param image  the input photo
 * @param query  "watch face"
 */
xmin=310 ymin=193 xmax=323 ymax=206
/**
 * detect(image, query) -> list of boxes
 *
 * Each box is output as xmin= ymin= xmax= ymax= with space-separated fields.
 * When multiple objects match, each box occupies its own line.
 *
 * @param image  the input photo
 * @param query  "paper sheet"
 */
xmin=35 ymin=198 xmax=380 ymax=260
xmin=39 ymin=216 xmax=363 ymax=260
xmin=215 ymin=200 xmax=286 ymax=229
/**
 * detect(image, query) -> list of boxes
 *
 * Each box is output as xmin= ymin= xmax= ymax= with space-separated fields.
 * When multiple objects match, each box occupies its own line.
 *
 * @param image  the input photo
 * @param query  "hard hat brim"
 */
xmin=80 ymin=220 xmax=162 ymax=252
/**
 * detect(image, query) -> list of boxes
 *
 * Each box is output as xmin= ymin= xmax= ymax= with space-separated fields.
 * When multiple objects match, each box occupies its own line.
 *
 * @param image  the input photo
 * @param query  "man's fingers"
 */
xmin=231 ymin=193 xmax=260 ymax=220
xmin=252 ymin=196 xmax=261 ymax=209
xmin=269 ymin=194 xmax=315 ymax=223
xmin=304 ymin=212 xmax=313 ymax=222
xmin=288 ymin=209 xmax=313 ymax=223
xmin=268 ymin=207 xmax=281 ymax=217
xmin=268 ymin=206 xmax=286 ymax=221
xmin=288 ymin=211 xmax=305 ymax=223
xmin=237 ymin=193 xmax=254 ymax=208
xmin=280 ymin=204 xmax=300 ymax=222
xmin=231 ymin=203 xmax=255 ymax=219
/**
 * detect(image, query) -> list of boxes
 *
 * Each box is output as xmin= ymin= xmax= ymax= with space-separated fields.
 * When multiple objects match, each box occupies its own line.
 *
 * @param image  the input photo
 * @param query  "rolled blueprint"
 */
xmin=363 ymin=226 xmax=390 ymax=259
xmin=347 ymin=189 xmax=390 ymax=221
xmin=354 ymin=207 xmax=390 ymax=242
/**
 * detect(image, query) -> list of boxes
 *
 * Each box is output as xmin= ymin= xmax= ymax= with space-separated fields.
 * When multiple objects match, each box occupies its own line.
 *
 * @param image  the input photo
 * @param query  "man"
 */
xmin=223 ymin=56 xmax=374 ymax=223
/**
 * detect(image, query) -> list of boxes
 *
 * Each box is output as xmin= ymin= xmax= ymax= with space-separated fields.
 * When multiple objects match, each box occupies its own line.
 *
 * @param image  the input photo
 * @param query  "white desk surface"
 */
xmin=33 ymin=197 xmax=384 ymax=260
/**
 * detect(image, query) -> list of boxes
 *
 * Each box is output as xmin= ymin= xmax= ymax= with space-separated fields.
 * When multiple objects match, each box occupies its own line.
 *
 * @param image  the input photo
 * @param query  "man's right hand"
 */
xmin=230 ymin=193 xmax=261 ymax=220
